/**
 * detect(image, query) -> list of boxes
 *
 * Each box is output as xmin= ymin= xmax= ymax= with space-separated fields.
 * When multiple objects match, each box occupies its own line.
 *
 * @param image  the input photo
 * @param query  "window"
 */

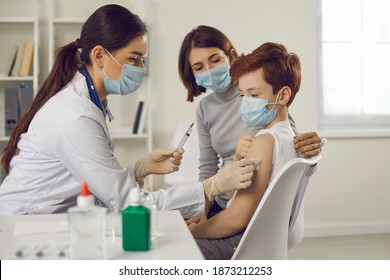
xmin=319 ymin=0 xmax=390 ymax=135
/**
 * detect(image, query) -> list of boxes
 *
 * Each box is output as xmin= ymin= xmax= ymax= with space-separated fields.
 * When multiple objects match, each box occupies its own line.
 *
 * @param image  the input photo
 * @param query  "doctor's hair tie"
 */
xmin=75 ymin=38 xmax=81 ymax=48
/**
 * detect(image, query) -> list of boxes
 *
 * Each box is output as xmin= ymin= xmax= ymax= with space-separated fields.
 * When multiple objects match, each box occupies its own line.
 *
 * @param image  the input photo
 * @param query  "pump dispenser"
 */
xmin=68 ymin=181 xmax=105 ymax=259
xmin=122 ymin=187 xmax=150 ymax=251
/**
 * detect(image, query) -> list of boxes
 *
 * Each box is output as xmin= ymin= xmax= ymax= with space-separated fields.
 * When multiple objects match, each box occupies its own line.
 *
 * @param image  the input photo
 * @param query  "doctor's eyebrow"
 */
xmin=128 ymin=51 xmax=145 ymax=56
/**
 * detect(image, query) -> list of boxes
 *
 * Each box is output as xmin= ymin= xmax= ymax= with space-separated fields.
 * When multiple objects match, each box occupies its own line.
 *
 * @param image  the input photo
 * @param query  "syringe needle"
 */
xmin=178 ymin=122 xmax=194 ymax=148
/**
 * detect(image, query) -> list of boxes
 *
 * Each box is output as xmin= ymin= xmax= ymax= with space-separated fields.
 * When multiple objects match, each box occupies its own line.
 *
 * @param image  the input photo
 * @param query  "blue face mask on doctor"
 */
xmin=102 ymin=49 xmax=147 ymax=96
xmin=239 ymin=91 xmax=281 ymax=127
xmin=194 ymin=61 xmax=232 ymax=93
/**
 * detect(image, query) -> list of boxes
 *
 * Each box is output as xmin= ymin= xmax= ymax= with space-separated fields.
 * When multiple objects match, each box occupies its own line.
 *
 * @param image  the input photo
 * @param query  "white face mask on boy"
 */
xmin=239 ymin=91 xmax=281 ymax=127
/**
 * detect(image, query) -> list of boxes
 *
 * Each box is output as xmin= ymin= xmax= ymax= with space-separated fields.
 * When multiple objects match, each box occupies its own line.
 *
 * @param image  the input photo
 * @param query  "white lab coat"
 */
xmin=0 ymin=72 xmax=205 ymax=218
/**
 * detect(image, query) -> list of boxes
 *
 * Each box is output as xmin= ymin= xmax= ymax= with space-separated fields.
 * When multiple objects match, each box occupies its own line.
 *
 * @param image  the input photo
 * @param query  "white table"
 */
xmin=0 ymin=210 xmax=204 ymax=260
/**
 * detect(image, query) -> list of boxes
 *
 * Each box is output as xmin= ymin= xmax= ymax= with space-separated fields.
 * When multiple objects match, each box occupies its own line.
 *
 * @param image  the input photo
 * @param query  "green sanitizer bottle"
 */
xmin=122 ymin=187 xmax=150 ymax=251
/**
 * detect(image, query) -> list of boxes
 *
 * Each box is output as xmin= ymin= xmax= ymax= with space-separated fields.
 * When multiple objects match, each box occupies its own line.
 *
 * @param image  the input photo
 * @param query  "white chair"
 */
xmin=288 ymin=164 xmax=318 ymax=249
xmin=232 ymin=155 xmax=321 ymax=260
xmin=164 ymin=121 xmax=200 ymax=186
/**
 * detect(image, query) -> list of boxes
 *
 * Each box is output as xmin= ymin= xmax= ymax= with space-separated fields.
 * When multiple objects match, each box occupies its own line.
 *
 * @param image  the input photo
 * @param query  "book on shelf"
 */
xmin=10 ymin=40 xmax=34 ymax=77
xmin=19 ymin=40 xmax=34 ymax=76
xmin=138 ymin=101 xmax=147 ymax=134
xmin=4 ymin=88 xmax=19 ymax=136
xmin=19 ymin=83 xmax=34 ymax=116
xmin=132 ymin=101 xmax=147 ymax=134
xmin=11 ymin=42 xmax=25 ymax=77
xmin=3 ymin=45 xmax=19 ymax=76
xmin=3 ymin=84 xmax=34 ymax=136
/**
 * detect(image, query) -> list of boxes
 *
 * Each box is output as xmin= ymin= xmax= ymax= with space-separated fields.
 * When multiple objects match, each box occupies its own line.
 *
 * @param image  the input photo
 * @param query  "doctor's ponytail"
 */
xmin=1 ymin=4 xmax=146 ymax=174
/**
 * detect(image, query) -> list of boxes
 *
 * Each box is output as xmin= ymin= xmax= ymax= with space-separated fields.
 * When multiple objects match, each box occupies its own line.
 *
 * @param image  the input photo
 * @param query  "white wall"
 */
xmin=3 ymin=0 xmax=390 ymax=237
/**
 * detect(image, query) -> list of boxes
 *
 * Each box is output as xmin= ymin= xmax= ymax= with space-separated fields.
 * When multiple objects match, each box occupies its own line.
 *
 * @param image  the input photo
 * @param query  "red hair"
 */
xmin=230 ymin=42 xmax=301 ymax=107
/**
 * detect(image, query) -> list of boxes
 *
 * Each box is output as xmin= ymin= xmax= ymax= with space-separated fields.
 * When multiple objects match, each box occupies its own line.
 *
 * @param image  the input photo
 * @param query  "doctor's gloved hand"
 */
xmin=233 ymin=135 xmax=255 ymax=161
xmin=135 ymin=147 xmax=184 ymax=181
xmin=202 ymin=159 xmax=258 ymax=200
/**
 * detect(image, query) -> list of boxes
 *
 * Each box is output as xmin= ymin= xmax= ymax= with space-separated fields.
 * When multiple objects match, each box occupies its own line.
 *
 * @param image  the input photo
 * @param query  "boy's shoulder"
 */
xmin=253 ymin=132 xmax=275 ymax=147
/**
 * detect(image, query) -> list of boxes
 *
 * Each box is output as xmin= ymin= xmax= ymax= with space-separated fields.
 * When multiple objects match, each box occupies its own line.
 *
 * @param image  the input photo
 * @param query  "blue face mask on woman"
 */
xmin=102 ymin=50 xmax=147 ymax=96
xmin=239 ymin=92 xmax=281 ymax=127
xmin=194 ymin=61 xmax=232 ymax=93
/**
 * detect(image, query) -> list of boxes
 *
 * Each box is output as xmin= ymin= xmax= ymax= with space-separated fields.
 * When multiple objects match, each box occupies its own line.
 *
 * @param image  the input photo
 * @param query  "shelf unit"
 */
xmin=48 ymin=0 xmax=153 ymax=186
xmin=0 ymin=0 xmax=39 ymax=183
xmin=0 ymin=16 xmax=39 ymax=90
xmin=0 ymin=16 xmax=39 ymax=135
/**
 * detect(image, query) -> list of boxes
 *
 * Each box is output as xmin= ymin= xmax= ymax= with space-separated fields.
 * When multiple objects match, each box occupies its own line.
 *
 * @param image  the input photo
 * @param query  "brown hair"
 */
xmin=1 ymin=4 xmax=146 ymax=174
xmin=230 ymin=42 xmax=301 ymax=106
xmin=178 ymin=25 xmax=238 ymax=102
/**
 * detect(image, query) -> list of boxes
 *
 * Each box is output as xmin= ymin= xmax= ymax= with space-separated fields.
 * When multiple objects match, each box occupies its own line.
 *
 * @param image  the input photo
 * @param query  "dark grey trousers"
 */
xmin=195 ymin=230 xmax=244 ymax=260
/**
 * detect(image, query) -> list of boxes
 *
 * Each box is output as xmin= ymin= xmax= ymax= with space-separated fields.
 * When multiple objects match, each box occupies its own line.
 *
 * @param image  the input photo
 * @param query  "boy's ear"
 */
xmin=279 ymin=87 xmax=292 ymax=106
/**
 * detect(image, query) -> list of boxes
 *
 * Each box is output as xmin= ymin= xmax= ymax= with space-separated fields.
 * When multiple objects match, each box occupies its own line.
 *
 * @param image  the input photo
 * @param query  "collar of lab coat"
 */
xmin=69 ymin=71 xmax=112 ymax=140
xmin=71 ymin=71 xmax=106 ymax=116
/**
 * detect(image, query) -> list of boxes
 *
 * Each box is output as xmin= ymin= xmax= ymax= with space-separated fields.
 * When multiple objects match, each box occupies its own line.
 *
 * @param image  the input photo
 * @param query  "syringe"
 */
xmin=177 ymin=122 xmax=194 ymax=148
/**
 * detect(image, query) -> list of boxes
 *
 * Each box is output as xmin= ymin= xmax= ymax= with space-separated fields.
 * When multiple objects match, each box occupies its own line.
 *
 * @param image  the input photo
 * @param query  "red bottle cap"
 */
xmin=77 ymin=181 xmax=95 ymax=207
xmin=80 ymin=181 xmax=90 ymax=197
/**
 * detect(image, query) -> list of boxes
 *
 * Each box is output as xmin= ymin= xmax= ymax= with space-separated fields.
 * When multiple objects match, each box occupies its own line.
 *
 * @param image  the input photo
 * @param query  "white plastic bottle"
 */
xmin=68 ymin=181 xmax=106 ymax=259
xmin=141 ymin=189 xmax=158 ymax=244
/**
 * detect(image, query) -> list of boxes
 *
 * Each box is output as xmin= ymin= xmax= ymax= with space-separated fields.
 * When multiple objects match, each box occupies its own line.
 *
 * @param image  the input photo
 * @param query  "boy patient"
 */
xmin=187 ymin=42 xmax=301 ymax=260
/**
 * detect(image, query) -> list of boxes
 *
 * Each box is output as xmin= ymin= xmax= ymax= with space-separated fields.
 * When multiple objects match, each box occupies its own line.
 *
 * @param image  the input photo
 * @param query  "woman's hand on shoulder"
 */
xmin=294 ymin=131 xmax=322 ymax=158
xmin=233 ymin=134 xmax=255 ymax=161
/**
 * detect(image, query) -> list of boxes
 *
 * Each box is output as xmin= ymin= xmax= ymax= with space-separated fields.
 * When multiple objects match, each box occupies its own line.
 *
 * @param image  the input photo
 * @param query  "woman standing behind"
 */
xmin=178 ymin=25 xmax=321 ymax=214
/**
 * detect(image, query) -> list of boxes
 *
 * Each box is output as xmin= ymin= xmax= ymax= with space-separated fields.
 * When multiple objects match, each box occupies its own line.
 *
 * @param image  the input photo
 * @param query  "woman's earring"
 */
xmin=98 ymin=65 xmax=104 ymax=69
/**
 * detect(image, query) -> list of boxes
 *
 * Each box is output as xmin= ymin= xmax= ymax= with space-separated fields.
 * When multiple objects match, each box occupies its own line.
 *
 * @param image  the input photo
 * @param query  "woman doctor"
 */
xmin=0 ymin=5 xmax=257 ymax=217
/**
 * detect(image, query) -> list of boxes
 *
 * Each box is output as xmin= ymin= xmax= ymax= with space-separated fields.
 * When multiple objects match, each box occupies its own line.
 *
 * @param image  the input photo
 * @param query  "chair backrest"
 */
xmin=287 ymin=164 xmax=318 ymax=249
xmin=164 ymin=121 xmax=200 ymax=186
xmin=232 ymin=155 xmax=321 ymax=260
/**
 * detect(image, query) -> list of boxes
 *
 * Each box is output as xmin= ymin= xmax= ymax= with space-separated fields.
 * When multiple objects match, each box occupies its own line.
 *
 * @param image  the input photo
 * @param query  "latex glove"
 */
xmin=293 ymin=131 xmax=322 ymax=158
xmin=202 ymin=159 xmax=258 ymax=200
xmin=135 ymin=147 xmax=184 ymax=181
xmin=233 ymin=134 xmax=255 ymax=161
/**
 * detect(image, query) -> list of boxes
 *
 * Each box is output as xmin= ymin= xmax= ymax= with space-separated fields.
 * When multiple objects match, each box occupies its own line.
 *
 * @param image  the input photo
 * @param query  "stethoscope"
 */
xmin=79 ymin=65 xmax=114 ymax=121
